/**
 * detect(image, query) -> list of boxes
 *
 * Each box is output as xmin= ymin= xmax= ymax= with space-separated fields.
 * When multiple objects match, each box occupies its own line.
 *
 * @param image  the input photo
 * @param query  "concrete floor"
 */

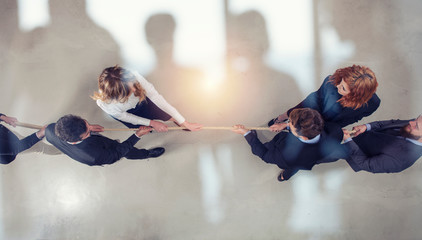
xmin=1 ymin=0 xmax=422 ymax=239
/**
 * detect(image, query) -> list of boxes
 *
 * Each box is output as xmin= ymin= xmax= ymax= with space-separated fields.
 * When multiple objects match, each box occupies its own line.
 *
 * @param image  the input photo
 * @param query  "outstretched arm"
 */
xmin=0 ymin=114 xmax=45 ymax=155
xmin=232 ymin=125 xmax=289 ymax=169
xmin=0 ymin=114 xmax=18 ymax=127
xmin=95 ymin=126 xmax=152 ymax=164
xmin=135 ymin=72 xmax=185 ymax=124
xmin=368 ymin=119 xmax=411 ymax=131
xmin=245 ymin=132 xmax=289 ymax=169
xmin=345 ymin=140 xmax=405 ymax=173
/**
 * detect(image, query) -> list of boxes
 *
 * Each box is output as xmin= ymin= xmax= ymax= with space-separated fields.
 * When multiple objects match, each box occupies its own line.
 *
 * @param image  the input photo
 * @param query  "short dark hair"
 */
xmin=55 ymin=114 xmax=87 ymax=142
xmin=289 ymin=108 xmax=324 ymax=139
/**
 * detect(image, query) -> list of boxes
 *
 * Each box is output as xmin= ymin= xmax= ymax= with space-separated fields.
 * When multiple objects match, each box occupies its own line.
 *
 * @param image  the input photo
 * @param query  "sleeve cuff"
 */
xmin=36 ymin=133 xmax=44 ymax=140
xmin=134 ymin=133 xmax=142 ymax=139
xmin=244 ymin=130 xmax=252 ymax=137
xmin=174 ymin=117 xmax=186 ymax=125
xmin=365 ymin=123 xmax=371 ymax=131
xmin=145 ymin=119 xmax=151 ymax=127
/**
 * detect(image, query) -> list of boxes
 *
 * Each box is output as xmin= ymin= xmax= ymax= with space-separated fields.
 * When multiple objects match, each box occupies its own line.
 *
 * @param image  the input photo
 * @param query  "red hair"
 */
xmin=329 ymin=65 xmax=378 ymax=109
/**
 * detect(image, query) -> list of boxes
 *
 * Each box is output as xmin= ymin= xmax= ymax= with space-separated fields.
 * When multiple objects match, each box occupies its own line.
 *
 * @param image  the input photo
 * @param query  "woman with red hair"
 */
xmin=269 ymin=65 xmax=380 ymax=128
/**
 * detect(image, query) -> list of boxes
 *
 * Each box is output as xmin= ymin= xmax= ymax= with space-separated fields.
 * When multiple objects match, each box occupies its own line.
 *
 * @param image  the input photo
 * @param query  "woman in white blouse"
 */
xmin=92 ymin=65 xmax=202 ymax=132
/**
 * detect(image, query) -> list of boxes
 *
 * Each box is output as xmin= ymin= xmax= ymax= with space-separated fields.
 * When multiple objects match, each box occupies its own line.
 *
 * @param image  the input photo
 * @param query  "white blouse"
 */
xmin=96 ymin=71 xmax=185 ymax=126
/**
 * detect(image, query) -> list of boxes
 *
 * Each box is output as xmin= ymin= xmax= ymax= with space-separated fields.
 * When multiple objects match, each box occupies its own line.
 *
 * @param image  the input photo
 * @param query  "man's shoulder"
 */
xmin=45 ymin=123 xmax=57 ymax=140
xmin=318 ymin=76 xmax=339 ymax=99
xmin=281 ymin=133 xmax=306 ymax=148
xmin=87 ymin=133 xmax=112 ymax=141
xmin=322 ymin=122 xmax=343 ymax=140
xmin=46 ymin=123 xmax=55 ymax=131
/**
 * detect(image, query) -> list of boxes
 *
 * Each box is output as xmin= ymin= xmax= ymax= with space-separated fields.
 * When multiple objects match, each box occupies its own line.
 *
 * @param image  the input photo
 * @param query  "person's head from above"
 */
xmin=401 ymin=114 xmax=422 ymax=141
xmin=288 ymin=108 xmax=324 ymax=140
xmin=55 ymin=114 xmax=90 ymax=143
xmin=330 ymin=65 xmax=378 ymax=109
xmin=92 ymin=65 xmax=146 ymax=103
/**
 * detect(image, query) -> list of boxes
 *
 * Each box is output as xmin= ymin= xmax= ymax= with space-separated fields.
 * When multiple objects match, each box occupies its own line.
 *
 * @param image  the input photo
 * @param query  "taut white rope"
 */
xmin=104 ymin=126 xmax=271 ymax=131
xmin=13 ymin=122 xmax=271 ymax=131
xmin=15 ymin=122 xmax=43 ymax=130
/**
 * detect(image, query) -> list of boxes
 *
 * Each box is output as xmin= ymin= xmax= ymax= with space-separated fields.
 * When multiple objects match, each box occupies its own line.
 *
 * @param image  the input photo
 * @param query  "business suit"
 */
xmin=0 ymin=124 xmax=41 ymax=164
xmin=1 ymin=113 xmax=42 ymax=164
xmin=45 ymin=123 xmax=149 ymax=166
xmin=287 ymin=76 xmax=380 ymax=128
xmin=244 ymin=122 xmax=345 ymax=180
xmin=345 ymin=119 xmax=422 ymax=173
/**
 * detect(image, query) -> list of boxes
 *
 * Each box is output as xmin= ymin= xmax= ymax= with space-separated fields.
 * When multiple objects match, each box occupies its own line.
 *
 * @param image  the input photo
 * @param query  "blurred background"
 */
xmin=1 ymin=0 xmax=421 ymax=239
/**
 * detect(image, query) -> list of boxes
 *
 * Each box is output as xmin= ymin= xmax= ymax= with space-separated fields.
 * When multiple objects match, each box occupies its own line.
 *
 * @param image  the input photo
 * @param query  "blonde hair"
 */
xmin=329 ymin=65 xmax=378 ymax=109
xmin=92 ymin=65 xmax=146 ymax=103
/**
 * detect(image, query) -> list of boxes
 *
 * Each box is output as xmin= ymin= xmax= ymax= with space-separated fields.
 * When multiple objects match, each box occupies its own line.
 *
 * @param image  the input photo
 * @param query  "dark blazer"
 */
xmin=244 ymin=122 xmax=344 ymax=177
xmin=345 ymin=119 xmax=422 ymax=173
xmin=287 ymin=76 xmax=380 ymax=128
xmin=45 ymin=123 xmax=141 ymax=166
xmin=1 ymin=113 xmax=41 ymax=164
xmin=0 ymin=125 xmax=40 ymax=164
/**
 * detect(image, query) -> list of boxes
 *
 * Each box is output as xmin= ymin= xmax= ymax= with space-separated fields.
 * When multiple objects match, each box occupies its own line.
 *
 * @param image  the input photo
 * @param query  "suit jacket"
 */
xmin=0 ymin=125 xmax=40 ymax=164
xmin=45 ymin=123 xmax=141 ymax=166
xmin=244 ymin=122 xmax=344 ymax=171
xmin=345 ymin=119 xmax=422 ymax=173
xmin=287 ymin=76 xmax=380 ymax=128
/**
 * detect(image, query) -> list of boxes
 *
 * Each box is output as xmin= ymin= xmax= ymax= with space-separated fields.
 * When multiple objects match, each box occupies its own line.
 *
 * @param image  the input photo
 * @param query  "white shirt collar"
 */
xmin=405 ymin=138 xmax=422 ymax=146
xmin=298 ymin=134 xmax=321 ymax=144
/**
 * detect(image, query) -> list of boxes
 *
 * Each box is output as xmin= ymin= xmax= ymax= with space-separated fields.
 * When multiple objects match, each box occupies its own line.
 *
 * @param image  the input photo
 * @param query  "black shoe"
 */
xmin=277 ymin=170 xmax=286 ymax=182
xmin=277 ymin=168 xmax=299 ymax=182
xmin=147 ymin=147 xmax=165 ymax=158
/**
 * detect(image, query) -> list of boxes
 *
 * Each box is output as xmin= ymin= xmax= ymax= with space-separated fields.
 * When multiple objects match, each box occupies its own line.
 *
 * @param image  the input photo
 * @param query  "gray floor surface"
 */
xmin=1 ymin=0 xmax=422 ymax=239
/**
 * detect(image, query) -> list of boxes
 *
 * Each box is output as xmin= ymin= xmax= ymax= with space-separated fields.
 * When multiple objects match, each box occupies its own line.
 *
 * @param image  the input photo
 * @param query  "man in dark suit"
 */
xmin=45 ymin=114 xmax=165 ymax=166
xmin=1 ymin=113 xmax=46 ymax=164
xmin=233 ymin=108 xmax=345 ymax=181
xmin=343 ymin=115 xmax=422 ymax=173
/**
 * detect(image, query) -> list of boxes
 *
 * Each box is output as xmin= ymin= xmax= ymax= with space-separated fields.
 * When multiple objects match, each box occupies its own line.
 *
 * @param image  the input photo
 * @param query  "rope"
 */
xmin=15 ymin=121 xmax=43 ymax=130
xmin=13 ymin=121 xmax=271 ymax=131
xmin=104 ymin=126 xmax=271 ymax=131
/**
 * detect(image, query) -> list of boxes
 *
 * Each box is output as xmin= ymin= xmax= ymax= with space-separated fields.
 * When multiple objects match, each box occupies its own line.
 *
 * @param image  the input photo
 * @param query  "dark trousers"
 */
xmin=125 ymin=148 xmax=150 ymax=160
xmin=0 ymin=125 xmax=39 ymax=164
xmin=114 ymin=97 xmax=172 ymax=128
